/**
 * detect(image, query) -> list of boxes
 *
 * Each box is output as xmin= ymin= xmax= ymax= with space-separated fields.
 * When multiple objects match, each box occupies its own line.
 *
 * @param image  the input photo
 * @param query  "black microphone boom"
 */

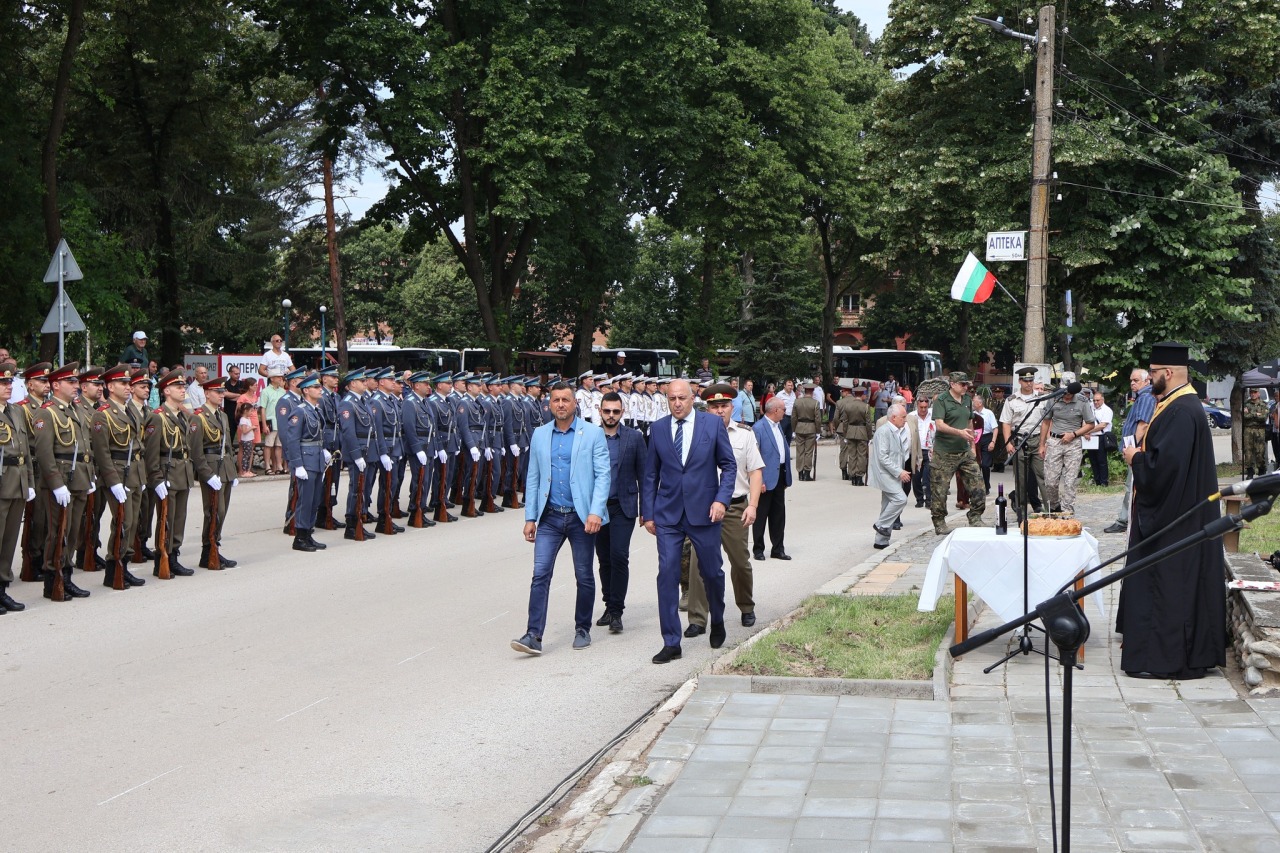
xmin=1220 ymin=472 xmax=1280 ymax=498
xmin=1028 ymin=381 xmax=1080 ymax=403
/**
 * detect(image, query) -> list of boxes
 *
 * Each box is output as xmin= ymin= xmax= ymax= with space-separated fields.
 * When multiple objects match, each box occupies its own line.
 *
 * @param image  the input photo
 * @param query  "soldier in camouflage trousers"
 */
xmin=1243 ymin=388 xmax=1270 ymax=477
xmin=929 ymin=372 xmax=986 ymax=534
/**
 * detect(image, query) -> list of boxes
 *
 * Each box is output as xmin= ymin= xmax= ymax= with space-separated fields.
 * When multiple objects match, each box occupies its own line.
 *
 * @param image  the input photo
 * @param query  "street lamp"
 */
xmin=281 ymin=298 xmax=292 ymax=351
xmin=319 ymin=305 xmax=327 ymax=366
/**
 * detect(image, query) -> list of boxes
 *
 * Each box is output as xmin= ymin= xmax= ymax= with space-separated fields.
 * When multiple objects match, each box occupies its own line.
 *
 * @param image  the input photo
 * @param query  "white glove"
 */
xmin=295 ymin=466 xmax=308 ymax=480
xmin=232 ymin=479 xmax=239 ymax=488
xmin=207 ymin=475 xmax=222 ymax=491
xmin=511 ymin=445 xmax=520 ymax=458
xmin=53 ymin=485 xmax=71 ymax=507
xmin=437 ymin=450 xmax=448 ymax=463
xmin=87 ymin=482 xmax=96 ymax=496
xmin=416 ymin=451 xmax=428 ymax=465
xmin=27 ymin=488 xmax=35 ymax=502
xmin=155 ymin=482 xmax=169 ymax=501
xmin=380 ymin=454 xmax=393 ymax=471
xmin=322 ymin=450 xmax=332 ymax=466
xmin=355 ymin=457 xmax=367 ymax=473
xmin=470 ymin=447 xmax=481 ymax=463
xmin=110 ymin=483 xmax=128 ymax=504
xmin=484 ymin=448 xmax=493 ymax=461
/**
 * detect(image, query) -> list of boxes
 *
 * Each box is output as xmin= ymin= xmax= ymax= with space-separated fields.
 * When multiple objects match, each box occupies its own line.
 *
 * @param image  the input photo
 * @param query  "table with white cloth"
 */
xmin=918 ymin=527 xmax=1106 ymax=655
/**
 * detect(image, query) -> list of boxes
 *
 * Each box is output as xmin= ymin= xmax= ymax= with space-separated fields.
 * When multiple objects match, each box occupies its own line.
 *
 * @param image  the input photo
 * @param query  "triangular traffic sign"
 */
xmin=41 ymin=292 xmax=86 ymax=334
xmin=43 ymin=238 xmax=84 ymax=283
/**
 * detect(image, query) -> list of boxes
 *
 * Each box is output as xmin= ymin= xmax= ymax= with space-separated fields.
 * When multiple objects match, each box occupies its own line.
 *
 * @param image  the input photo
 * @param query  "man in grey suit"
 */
xmin=870 ymin=404 xmax=912 ymax=550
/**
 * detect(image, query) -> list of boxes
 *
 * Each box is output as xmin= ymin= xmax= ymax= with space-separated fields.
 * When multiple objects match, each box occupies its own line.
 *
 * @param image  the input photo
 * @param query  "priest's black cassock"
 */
xmin=1116 ymin=388 xmax=1225 ymax=678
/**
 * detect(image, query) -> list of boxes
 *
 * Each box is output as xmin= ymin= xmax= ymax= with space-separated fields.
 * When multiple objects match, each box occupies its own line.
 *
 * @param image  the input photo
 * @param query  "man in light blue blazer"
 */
xmin=511 ymin=382 xmax=611 ymax=656
xmin=641 ymin=379 xmax=736 ymax=663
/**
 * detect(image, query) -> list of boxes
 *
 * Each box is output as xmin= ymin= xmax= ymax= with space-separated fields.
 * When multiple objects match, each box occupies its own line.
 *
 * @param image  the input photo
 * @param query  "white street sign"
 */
xmin=986 ymin=231 xmax=1027 ymax=262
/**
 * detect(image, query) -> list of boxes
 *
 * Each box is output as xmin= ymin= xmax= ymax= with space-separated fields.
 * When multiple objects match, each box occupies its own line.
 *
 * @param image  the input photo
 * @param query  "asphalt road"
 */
xmin=3 ymin=442 xmax=951 ymax=853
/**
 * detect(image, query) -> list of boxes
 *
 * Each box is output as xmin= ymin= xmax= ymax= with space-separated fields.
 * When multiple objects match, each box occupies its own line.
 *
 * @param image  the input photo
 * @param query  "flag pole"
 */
xmin=996 ymin=280 xmax=1023 ymax=310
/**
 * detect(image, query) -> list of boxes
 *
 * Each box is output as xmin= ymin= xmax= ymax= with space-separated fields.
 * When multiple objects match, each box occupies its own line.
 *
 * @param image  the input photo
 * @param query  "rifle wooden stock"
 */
xmin=49 ymin=496 xmax=68 ymax=601
xmin=434 ymin=462 xmax=451 ymax=523
xmin=80 ymin=491 xmax=98 ymax=571
xmin=156 ymin=495 xmax=171 ymax=579
xmin=112 ymin=493 xmax=127 ymax=590
xmin=19 ymin=498 xmax=36 ymax=582
xmin=378 ymin=467 xmax=396 ymax=535
xmin=206 ymin=485 xmax=222 ymax=570
xmin=409 ymin=463 xmax=427 ymax=528
xmin=481 ymin=456 xmax=498 ymax=513
xmin=461 ymin=459 xmax=479 ymax=518
xmin=352 ymin=468 xmax=367 ymax=540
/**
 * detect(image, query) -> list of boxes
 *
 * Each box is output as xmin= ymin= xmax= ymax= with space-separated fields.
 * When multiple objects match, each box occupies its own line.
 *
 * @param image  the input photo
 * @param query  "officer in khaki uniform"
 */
xmin=18 ymin=362 xmax=52 ymax=578
xmin=129 ymin=369 xmax=157 ymax=562
xmin=0 ymin=360 xmax=34 ymax=612
xmin=999 ymin=366 xmax=1049 ymax=516
xmin=33 ymin=362 xmax=96 ymax=600
xmin=144 ymin=369 xmax=197 ymax=576
xmin=1242 ymin=387 xmax=1269 ymax=478
xmin=76 ymin=365 xmax=107 ymax=573
xmin=192 ymin=378 xmax=239 ymax=568
xmin=833 ymin=385 xmax=873 ymax=485
xmin=90 ymin=363 xmax=147 ymax=589
xmin=792 ymin=384 xmax=821 ymax=480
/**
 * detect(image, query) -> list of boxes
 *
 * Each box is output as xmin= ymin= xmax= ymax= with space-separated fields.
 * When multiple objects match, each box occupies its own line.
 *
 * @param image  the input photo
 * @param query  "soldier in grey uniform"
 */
xmin=372 ymin=367 xmax=405 ymax=532
xmin=316 ymin=364 xmax=343 ymax=529
xmin=999 ymin=366 xmax=1049 ymax=517
xmin=0 ymin=360 xmax=34 ymax=611
xmin=284 ymin=373 xmax=328 ymax=551
xmin=427 ymin=372 xmax=459 ymax=520
xmin=402 ymin=370 xmax=438 ymax=526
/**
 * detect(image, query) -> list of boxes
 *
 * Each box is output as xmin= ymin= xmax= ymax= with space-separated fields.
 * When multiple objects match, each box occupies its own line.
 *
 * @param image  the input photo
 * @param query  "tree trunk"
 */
xmin=1230 ymin=382 xmax=1243 ymax=467
xmin=740 ymin=248 xmax=754 ymax=324
xmin=957 ymin=302 xmax=972 ymax=373
xmin=693 ymin=236 xmax=717 ymax=361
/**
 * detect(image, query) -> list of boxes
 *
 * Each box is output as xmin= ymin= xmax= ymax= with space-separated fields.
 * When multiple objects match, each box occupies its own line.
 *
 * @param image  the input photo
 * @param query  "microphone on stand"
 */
xmin=1028 ymin=381 xmax=1082 ymax=403
xmin=1218 ymin=472 xmax=1280 ymax=498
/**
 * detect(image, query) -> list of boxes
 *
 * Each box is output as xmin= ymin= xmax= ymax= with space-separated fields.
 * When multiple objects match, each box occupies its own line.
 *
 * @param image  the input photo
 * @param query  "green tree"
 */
xmin=391 ymin=237 xmax=486 ymax=349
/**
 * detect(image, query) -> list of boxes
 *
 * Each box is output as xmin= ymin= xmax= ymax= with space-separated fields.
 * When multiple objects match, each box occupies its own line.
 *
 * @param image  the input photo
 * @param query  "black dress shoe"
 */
xmin=596 ymin=611 xmax=613 ymax=627
xmin=752 ymin=550 xmax=766 ymax=561
xmin=0 ymin=590 xmax=25 ymax=611
xmin=292 ymin=536 xmax=317 ymax=552
xmin=892 ymin=519 xmax=903 ymax=530
xmin=770 ymin=551 xmax=792 ymax=561
xmin=343 ymin=527 xmax=377 ymax=540
xmin=915 ymin=501 xmax=925 ymax=508
xmin=873 ymin=543 xmax=888 ymax=550
xmin=1103 ymin=521 xmax=1127 ymax=534
xmin=709 ymin=622 xmax=727 ymax=648
xmin=652 ymin=645 xmax=682 ymax=664
xmin=741 ymin=612 xmax=756 ymax=627
xmin=872 ymin=524 xmax=889 ymax=537
xmin=684 ymin=623 xmax=706 ymax=638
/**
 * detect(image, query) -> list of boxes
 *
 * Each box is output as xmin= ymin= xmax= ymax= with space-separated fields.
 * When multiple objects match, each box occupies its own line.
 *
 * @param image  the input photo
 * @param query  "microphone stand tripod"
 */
xmin=986 ymin=390 xmax=1068 ymax=672
xmin=951 ymin=494 xmax=1275 ymax=853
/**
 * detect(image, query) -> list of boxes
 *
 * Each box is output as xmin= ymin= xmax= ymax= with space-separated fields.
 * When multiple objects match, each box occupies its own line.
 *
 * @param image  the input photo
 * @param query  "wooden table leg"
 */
xmin=1074 ymin=575 xmax=1087 ymax=662
xmin=954 ymin=574 xmax=969 ymax=650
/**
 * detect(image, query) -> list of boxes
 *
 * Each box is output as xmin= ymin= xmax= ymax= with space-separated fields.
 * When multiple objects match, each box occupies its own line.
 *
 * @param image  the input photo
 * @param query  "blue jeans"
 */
xmin=595 ymin=504 xmax=636 ymax=615
xmin=526 ymin=507 xmax=597 ymax=638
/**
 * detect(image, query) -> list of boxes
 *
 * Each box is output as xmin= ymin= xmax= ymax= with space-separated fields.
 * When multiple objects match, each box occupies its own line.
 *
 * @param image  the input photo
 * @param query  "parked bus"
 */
xmin=290 ymin=345 xmax=462 ymax=373
xmin=823 ymin=347 xmax=942 ymax=390
xmin=590 ymin=348 xmax=680 ymax=379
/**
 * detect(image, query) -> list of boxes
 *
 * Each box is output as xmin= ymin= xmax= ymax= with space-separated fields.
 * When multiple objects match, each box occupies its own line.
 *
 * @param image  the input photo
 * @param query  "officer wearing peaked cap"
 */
xmin=402 ymin=371 xmax=438 ymax=526
xmin=371 ymin=367 xmax=405 ymax=533
xmin=127 ymin=368 xmax=157 ymax=563
xmin=426 ymin=372 xmax=459 ymax=521
xmin=284 ymin=373 xmax=327 ymax=551
xmin=17 ymin=363 xmax=51 ymax=579
xmin=144 ymin=368 xmax=198 ymax=576
xmin=74 ymin=365 xmax=107 ymax=573
xmin=315 ymin=364 xmax=343 ymax=530
xmin=191 ymin=375 xmax=240 ymax=568
xmin=0 ymin=360 xmax=34 ymax=612
xmin=575 ymin=371 xmax=598 ymax=426
xmin=90 ymin=363 xmax=147 ymax=589
xmin=338 ymin=369 xmax=383 ymax=539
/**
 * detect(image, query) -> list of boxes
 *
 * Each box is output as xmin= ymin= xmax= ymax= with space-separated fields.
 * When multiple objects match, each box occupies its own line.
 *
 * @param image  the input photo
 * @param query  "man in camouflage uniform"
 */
xmin=832 ymin=385 xmax=873 ymax=485
xmin=792 ymin=384 xmax=821 ymax=480
xmin=1038 ymin=381 xmax=1097 ymax=514
xmin=929 ymin=371 xmax=986 ymax=535
xmin=1242 ymin=387 xmax=1269 ymax=478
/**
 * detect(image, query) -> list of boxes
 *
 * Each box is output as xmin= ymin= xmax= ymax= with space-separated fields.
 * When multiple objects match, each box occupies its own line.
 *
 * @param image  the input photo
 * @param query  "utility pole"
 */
xmin=1026 ymin=5 xmax=1055 ymax=364
xmin=975 ymin=6 xmax=1055 ymax=364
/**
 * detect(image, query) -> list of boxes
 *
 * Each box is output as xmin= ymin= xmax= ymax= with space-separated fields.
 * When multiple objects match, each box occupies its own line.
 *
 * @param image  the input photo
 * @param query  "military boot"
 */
xmin=169 ymin=549 xmax=195 ymax=576
xmin=303 ymin=530 xmax=327 ymax=550
xmin=292 ymin=533 xmax=317 ymax=552
xmin=62 ymin=568 xmax=91 ymax=598
xmin=0 ymin=582 xmax=26 ymax=611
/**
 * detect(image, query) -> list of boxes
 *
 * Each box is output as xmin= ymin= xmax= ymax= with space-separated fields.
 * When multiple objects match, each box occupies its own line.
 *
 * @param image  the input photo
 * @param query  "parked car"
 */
xmin=1203 ymin=401 xmax=1231 ymax=429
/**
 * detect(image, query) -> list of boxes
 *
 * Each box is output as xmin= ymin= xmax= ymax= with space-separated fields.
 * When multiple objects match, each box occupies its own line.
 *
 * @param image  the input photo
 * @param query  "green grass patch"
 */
xmin=1240 ymin=509 xmax=1280 ymax=556
xmin=726 ymin=594 xmax=954 ymax=680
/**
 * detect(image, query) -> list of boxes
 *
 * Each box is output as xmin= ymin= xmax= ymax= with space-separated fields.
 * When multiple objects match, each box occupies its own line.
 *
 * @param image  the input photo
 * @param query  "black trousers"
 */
xmin=752 ymin=468 xmax=787 ymax=554
xmin=1088 ymin=447 xmax=1110 ymax=486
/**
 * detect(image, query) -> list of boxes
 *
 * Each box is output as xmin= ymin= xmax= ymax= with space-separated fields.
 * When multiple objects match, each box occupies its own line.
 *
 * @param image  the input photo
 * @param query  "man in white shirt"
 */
xmin=184 ymin=365 xmax=208 ymax=413
xmin=774 ymin=379 xmax=797 ymax=444
xmin=258 ymin=335 xmax=294 ymax=378
xmin=905 ymin=396 xmax=934 ymax=507
xmin=686 ymin=383 xmax=765 ymax=632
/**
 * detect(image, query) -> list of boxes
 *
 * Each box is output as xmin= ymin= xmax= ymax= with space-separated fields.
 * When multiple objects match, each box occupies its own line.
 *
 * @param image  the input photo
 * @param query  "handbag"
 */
xmin=1101 ymin=430 xmax=1118 ymax=453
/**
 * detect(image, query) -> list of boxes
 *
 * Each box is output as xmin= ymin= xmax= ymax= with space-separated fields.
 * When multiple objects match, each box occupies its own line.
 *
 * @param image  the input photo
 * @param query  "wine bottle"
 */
xmin=995 ymin=483 xmax=1008 ymax=535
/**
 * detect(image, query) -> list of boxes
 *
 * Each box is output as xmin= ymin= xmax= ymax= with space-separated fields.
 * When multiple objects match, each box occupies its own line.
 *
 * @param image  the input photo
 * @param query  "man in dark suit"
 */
xmin=641 ymin=379 xmax=736 ymax=663
xmin=593 ymin=392 xmax=647 ymax=634
xmin=752 ymin=398 xmax=793 ymax=560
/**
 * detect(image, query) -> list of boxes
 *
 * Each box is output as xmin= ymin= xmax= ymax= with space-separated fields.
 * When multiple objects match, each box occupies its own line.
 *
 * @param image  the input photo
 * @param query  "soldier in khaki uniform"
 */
xmin=33 ymin=362 xmax=96 ymax=600
xmin=90 ymin=363 xmax=147 ymax=590
xmin=833 ymin=385 xmax=873 ymax=485
xmin=191 ymin=379 xmax=239 ymax=569
xmin=75 ymin=366 xmax=107 ymax=573
xmin=128 ymin=369 xmax=157 ymax=562
xmin=18 ymin=362 xmax=51 ymax=579
xmin=144 ymin=369 xmax=197 ymax=576
xmin=792 ymin=384 xmax=821 ymax=480
xmin=0 ymin=360 xmax=34 ymax=612
xmin=1242 ymin=387 xmax=1269 ymax=478
xmin=928 ymin=371 xmax=986 ymax=534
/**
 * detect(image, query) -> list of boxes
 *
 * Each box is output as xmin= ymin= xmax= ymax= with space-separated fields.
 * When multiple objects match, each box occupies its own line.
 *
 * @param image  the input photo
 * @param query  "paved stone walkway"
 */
xmin=586 ymin=492 xmax=1280 ymax=853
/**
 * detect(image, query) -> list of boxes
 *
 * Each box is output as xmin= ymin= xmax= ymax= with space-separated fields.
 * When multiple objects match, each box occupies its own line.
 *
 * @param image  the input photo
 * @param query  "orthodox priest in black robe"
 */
xmin=1116 ymin=342 xmax=1225 ymax=679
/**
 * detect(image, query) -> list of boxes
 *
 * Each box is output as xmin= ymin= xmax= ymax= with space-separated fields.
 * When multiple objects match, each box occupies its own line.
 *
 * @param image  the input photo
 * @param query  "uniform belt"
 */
xmin=203 ymin=447 xmax=228 ymax=455
xmin=1 ymin=455 xmax=24 ymax=466
xmin=110 ymin=450 xmax=133 ymax=461
xmin=730 ymin=495 xmax=747 ymax=505
xmin=54 ymin=452 xmax=90 ymax=462
xmin=548 ymin=504 xmax=575 ymax=514
xmin=1049 ymin=432 xmax=1069 ymax=438
xmin=356 ymin=432 xmax=374 ymax=440
xmin=300 ymin=440 xmax=323 ymax=447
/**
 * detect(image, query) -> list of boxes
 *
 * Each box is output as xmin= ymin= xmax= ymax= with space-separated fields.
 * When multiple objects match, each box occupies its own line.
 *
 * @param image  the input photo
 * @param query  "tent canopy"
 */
xmin=1242 ymin=358 xmax=1280 ymax=387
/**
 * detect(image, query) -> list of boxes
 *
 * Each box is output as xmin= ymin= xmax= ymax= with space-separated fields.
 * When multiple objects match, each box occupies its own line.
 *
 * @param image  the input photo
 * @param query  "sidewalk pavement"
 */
xmin=579 ymin=491 xmax=1280 ymax=853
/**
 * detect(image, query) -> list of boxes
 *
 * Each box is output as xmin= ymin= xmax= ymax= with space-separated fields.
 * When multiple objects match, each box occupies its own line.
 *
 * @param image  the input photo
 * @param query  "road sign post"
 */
xmin=42 ymin=239 xmax=85 ymax=367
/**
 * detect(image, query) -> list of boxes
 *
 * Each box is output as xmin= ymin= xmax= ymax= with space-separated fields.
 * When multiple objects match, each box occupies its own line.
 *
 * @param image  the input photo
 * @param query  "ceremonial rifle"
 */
xmin=80 ymin=486 xmax=97 ymax=571
xmin=378 ymin=463 xmax=396 ymax=535
xmin=49 ymin=493 xmax=69 ymax=600
xmin=19 ymin=496 xmax=36 ymax=582
xmin=111 ymin=440 xmax=135 ymax=590
xmin=352 ymin=464 xmax=367 ymax=540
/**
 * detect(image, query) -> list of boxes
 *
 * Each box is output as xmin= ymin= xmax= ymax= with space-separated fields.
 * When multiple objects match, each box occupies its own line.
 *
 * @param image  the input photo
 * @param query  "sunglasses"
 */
xmin=600 ymin=407 xmax=624 ymax=415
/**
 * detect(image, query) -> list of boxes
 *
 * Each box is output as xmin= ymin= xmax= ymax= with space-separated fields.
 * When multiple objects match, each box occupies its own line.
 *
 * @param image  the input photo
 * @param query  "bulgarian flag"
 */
xmin=950 ymin=252 xmax=997 ymax=304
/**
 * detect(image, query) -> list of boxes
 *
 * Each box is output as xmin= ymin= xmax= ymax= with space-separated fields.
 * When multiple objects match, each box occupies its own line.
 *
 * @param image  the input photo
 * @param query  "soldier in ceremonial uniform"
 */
xmin=999 ymin=366 xmax=1049 ymax=517
xmin=33 ymin=362 xmax=97 ymax=599
xmin=792 ymin=383 xmax=821 ymax=481
xmin=192 ymin=378 xmax=240 ymax=567
xmin=427 ymin=372 xmax=459 ymax=520
xmin=89 ymin=364 xmax=147 ymax=589
xmin=370 ymin=367 xmax=405 ymax=532
xmin=18 ymin=363 xmax=51 ymax=577
xmin=575 ymin=372 xmax=598 ymax=426
xmin=0 ymin=361 xmax=34 ymax=611
xmin=283 ymin=373 xmax=328 ymax=551
xmin=482 ymin=376 xmax=508 ymax=510
xmin=75 ymin=366 xmax=107 ymax=572
xmin=128 ymin=369 xmax=157 ymax=562
xmin=502 ymin=377 xmax=530 ymax=507
xmin=530 ymin=380 xmax=551 ymax=426
xmin=1242 ymin=386 xmax=1269 ymax=478
xmin=144 ymin=369 xmax=197 ymax=576
xmin=316 ymin=364 xmax=343 ymax=529
xmin=453 ymin=375 xmax=485 ymax=511
xmin=337 ymin=369 xmax=384 ymax=540
xmin=277 ymin=367 xmax=306 ymax=533
xmin=402 ymin=371 xmax=438 ymax=526
xmin=833 ymin=385 xmax=873 ymax=485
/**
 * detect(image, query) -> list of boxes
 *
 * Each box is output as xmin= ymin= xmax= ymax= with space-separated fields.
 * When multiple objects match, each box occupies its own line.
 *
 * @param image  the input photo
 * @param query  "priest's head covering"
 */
xmin=1149 ymin=341 xmax=1189 ymax=367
